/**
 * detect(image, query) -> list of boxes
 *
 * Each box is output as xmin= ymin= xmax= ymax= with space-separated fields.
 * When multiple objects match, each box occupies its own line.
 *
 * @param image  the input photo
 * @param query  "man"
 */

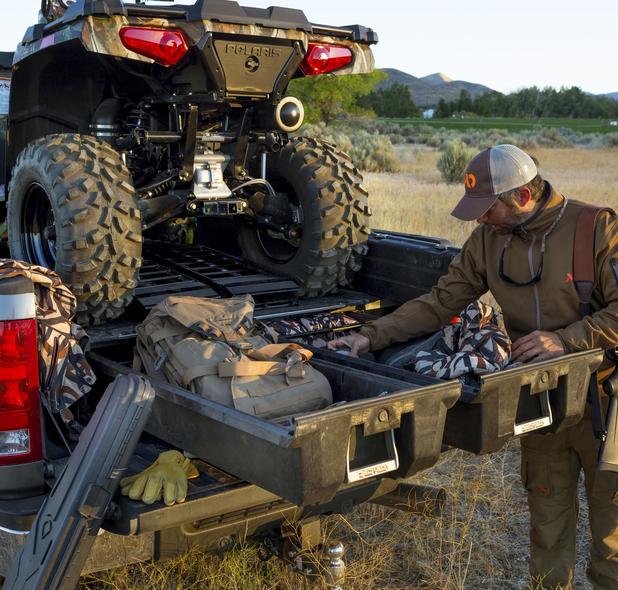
xmin=328 ymin=144 xmax=618 ymax=589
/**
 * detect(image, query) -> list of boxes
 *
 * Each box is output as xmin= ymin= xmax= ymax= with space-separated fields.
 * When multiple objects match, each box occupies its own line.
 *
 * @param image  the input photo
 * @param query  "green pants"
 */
xmin=521 ymin=403 xmax=618 ymax=589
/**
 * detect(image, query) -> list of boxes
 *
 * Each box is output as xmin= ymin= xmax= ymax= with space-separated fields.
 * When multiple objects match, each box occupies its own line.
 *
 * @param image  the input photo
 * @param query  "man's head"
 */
xmin=451 ymin=145 xmax=544 ymax=232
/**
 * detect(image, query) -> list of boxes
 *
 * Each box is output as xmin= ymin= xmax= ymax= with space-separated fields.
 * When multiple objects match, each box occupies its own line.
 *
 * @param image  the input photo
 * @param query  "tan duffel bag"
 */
xmin=134 ymin=294 xmax=332 ymax=420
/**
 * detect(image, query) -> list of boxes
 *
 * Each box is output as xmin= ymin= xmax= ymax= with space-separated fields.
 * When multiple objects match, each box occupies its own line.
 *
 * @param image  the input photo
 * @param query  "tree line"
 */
xmin=435 ymin=87 xmax=618 ymax=119
xmin=288 ymin=74 xmax=618 ymax=124
xmin=287 ymin=74 xmax=420 ymax=123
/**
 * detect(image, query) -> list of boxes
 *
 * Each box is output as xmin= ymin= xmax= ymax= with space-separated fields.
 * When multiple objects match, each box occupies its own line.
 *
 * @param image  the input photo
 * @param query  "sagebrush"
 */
xmin=437 ymin=140 xmax=476 ymax=184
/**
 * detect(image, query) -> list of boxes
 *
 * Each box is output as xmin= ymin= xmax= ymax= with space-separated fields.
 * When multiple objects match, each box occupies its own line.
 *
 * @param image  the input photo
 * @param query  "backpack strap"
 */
xmin=218 ymin=344 xmax=313 ymax=381
xmin=573 ymin=206 xmax=612 ymax=317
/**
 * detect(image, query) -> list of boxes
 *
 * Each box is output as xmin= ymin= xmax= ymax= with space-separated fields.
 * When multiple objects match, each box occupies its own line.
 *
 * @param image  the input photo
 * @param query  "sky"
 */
xmin=2 ymin=0 xmax=617 ymax=95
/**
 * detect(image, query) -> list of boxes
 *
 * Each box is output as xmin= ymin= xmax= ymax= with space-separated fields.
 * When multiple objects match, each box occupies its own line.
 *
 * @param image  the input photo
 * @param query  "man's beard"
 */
xmin=490 ymin=209 xmax=531 ymax=234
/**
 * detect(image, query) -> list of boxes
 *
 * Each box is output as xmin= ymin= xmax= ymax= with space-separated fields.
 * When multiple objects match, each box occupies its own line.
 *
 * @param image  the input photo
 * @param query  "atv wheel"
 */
xmin=7 ymin=134 xmax=142 ymax=325
xmin=238 ymin=137 xmax=371 ymax=296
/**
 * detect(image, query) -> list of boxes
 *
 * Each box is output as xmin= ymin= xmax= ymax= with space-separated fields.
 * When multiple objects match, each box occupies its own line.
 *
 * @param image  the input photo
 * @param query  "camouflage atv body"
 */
xmin=1 ymin=0 xmax=377 ymax=324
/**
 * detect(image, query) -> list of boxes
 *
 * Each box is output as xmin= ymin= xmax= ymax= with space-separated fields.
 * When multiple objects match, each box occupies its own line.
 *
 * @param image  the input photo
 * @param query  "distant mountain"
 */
xmin=601 ymin=92 xmax=618 ymax=101
xmin=421 ymin=72 xmax=454 ymax=86
xmin=378 ymin=69 xmax=495 ymax=108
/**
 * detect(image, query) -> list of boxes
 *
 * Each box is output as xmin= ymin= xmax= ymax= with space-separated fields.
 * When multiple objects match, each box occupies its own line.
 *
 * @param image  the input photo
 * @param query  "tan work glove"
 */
xmin=120 ymin=450 xmax=199 ymax=506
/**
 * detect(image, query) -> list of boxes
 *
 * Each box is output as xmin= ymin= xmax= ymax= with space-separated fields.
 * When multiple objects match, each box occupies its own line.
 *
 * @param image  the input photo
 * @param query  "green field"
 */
xmin=380 ymin=117 xmax=618 ymax=134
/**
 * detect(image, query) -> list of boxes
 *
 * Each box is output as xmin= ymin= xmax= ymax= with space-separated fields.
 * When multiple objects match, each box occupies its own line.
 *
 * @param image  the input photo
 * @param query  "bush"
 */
xmin=606 ymin=133 xmax=618 ymax=147
xmin=300 ymin=123 xmax=399 ymax=172
xmin=437 ymin=139 xmax=476 ymax=183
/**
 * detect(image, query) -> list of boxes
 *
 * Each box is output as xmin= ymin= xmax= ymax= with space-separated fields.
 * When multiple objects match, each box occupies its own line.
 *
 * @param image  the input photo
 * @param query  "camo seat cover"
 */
xmin=409 ymin=301 xmax=511 ymax=382
xmin=0 ymin=260 xmax=96 ymax=416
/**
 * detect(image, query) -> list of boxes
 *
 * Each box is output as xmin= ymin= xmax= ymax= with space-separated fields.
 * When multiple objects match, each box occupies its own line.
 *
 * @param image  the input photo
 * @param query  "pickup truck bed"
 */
xmin=0 ymin=229 xmax=603 ymax=581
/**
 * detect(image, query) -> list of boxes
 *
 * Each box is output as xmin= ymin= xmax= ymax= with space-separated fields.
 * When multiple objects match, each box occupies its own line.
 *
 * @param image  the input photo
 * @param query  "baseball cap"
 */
xmin=451 ymin=144 xmax=538 ymax=221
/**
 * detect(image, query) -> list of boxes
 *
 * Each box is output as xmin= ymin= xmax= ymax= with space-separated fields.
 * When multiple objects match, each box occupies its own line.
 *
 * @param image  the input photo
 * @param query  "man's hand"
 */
xmin=511 ymin=330 xmax=565 ymax=363
xmin=327 ymin=332 xmax=370 ymax=358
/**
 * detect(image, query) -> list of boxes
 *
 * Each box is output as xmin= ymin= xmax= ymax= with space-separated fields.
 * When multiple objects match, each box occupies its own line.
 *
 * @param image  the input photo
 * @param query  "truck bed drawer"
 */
xmin=312 ymin=348 xmax=603 ymax=454
xmin=90 ymin=354 xmax=459 ymax=506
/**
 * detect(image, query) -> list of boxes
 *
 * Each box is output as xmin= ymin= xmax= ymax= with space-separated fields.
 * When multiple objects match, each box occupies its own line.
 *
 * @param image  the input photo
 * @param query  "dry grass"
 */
xmin=366 ymin=146 xmax=618 ymax=247
xmin=80 ymin=146 xmax=618 ymax=590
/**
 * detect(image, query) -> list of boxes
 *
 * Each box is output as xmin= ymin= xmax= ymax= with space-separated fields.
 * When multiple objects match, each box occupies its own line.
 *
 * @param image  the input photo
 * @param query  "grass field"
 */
xmin=81 ymin=146 xmax=618 ymax=590
xmin=379 ymin=117 xmax=618 ymax=134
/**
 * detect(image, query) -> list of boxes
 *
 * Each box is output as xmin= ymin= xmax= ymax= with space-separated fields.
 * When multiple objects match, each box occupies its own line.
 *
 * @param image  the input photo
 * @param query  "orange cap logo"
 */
xmin=464 ymin=173 xmax=477 ymax=189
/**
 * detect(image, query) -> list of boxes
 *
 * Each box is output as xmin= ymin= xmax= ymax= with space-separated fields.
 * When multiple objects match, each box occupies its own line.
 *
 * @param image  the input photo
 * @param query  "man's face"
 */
xmin=476 ymin=199 xmax=528 ymax=234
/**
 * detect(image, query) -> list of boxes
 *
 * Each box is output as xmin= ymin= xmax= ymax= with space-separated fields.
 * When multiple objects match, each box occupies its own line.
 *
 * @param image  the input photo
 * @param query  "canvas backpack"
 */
xmin=0 ymin=259 xmax=96 ymax=423
xmin=134 ymin=294 xmax=332 ymax=420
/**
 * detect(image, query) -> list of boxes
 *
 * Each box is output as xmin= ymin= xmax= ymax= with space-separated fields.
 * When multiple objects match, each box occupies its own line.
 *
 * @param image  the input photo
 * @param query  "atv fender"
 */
xmin=4 ymin=374 xmax=155 ymax=590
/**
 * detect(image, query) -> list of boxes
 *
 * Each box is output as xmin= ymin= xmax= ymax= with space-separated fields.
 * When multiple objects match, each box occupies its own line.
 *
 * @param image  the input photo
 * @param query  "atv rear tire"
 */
xmin=7 ymin=134 xmax=142 ymax=325
xmin=238 ymin=137 xmax=372 ymax=297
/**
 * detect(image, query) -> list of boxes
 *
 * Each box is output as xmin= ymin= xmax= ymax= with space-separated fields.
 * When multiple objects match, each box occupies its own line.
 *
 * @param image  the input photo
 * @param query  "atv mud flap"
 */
xmin=4 ymin=375 xmax=155 ymax=590
xmin=89 ymin=353 xmax=460 ymax=506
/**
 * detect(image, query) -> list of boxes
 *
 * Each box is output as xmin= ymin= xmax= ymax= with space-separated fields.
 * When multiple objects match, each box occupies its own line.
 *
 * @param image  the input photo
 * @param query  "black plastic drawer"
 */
xmin=90 ymin=354 xmax=460 ymax=506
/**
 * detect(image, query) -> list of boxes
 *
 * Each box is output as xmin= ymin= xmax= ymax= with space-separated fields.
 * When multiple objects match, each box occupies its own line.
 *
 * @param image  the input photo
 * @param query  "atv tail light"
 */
xmin=299 ymin=43 xmax=353 ymax=76
xmin=0 ymin=312 xmax=43 ymax=466
xmin=119 ymin=27 xmax=189 ymax=67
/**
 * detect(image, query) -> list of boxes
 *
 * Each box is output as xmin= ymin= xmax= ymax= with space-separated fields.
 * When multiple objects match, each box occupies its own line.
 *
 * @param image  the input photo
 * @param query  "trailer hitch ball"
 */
xmin=324 ymin=541 xmax=345 ymax=589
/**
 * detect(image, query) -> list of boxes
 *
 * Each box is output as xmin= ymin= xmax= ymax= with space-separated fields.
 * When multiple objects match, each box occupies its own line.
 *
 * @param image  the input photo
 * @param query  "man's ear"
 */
xmin=517 ymin=186 xmax=533 ymax=208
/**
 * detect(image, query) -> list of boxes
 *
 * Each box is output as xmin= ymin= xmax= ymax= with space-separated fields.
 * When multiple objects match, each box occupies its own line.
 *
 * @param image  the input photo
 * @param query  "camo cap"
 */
xmin=451 ymin=144 xmax=538 ymax=221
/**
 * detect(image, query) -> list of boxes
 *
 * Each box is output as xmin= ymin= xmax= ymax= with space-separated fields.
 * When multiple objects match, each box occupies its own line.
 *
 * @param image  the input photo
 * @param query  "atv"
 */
xmin=0 ymin=0 xmax=377 ymax=324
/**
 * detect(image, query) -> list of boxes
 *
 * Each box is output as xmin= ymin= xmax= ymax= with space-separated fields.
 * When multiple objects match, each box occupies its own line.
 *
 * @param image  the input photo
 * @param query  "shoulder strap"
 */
xmin=573 ymin=206 xmax=612 ymax=316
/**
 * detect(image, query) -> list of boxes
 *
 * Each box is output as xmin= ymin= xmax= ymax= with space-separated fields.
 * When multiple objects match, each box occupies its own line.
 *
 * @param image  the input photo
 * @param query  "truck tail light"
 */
xmin=119 ymin=27 xmax=189 ymax=67
xmin=299 ymin=43 xmax=353 ymax=76
xmin=0 ymin=289 xmax=42 ymax=466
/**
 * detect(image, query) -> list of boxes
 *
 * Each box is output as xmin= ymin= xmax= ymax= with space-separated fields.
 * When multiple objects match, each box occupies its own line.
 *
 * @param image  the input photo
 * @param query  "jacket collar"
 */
xmin=512 ymin=182 xmax=566 ymax=237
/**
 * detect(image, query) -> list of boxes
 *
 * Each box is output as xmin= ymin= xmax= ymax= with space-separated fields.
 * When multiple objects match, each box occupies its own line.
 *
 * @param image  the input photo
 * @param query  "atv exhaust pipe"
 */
xmin=255 ymin=97 xmax=304 ymax=133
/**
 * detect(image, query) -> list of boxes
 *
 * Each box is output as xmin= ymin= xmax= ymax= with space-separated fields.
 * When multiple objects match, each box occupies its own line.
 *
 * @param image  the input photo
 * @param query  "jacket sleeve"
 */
xmin=359 ymin=226 xmax=489 ymax=351
xmin=555 ymin=212 xmax=618 ymax=353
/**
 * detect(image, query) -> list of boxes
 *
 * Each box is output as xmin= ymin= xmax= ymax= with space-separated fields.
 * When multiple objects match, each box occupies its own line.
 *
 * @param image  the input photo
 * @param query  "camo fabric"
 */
xmin=409 ymin=302 xmax=511 ymax=383
xmin=44 ymin=0 xmax=70 ymax=22
xmin=267 ymin=313 xmax=358 ymax=348
xmin=0 ymin=260 xmax=96 ymax=419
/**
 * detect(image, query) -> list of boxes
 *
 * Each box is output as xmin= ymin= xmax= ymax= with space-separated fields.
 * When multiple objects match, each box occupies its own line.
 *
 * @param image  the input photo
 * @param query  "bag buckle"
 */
xmin=154 ymin=353 xmax=167 ymax=371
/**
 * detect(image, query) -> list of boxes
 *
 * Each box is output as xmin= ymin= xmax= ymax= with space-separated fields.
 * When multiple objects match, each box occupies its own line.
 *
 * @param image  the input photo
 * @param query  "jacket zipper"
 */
xmin=527 ymin=235 xmax=541 ymax=330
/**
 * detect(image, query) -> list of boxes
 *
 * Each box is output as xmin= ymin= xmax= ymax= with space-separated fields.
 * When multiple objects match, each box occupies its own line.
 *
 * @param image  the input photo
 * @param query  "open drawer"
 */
xmin=443 ymin=349 xmax=603 ymax=453
xmin=311 ymin=348 xmax=604 ymax=454
xmin=90 ymin=354 xmax=459 ymax=506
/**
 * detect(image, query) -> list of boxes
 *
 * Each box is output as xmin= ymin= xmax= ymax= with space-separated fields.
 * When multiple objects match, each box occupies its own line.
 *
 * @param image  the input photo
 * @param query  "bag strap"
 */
xmin=573 ymin=206 xmax=611 ymax=317
xmin=244 ymin=343 xmax=313 ymax=363
xmin=218 ymin=343 xmax=312 ymax=380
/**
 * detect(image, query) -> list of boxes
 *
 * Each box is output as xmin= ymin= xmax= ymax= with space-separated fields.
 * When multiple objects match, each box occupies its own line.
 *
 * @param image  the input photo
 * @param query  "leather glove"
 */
xmin=120 ymin=450 xmax=199 ymax=506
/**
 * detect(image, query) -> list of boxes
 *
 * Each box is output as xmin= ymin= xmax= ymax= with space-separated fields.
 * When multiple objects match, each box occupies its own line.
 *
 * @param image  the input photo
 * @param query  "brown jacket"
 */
xmin=360 ymin=184 xmax=618 ymax=355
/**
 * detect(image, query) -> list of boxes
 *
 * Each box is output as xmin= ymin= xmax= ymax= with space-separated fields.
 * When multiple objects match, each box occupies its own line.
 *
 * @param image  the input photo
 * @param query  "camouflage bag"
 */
xmin=134 ymin=294 xmax=332 ymax=421
xmin=0 ymin=260 xmax=96 ymax=422
xmin=409 ymin=301 xmax=511 ymax=386
xmin=267 ymin=313 xmax=359 ymax=348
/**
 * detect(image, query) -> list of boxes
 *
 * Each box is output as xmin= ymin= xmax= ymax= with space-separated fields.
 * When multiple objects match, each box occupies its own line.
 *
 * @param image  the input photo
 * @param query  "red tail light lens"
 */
xmin=119 ymin=27 xmax=189 ymax=67
xmin=299 ymin=43 xmax=353 ymax=76
xmin=0 ymin=319 xmax=42 ymax=465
